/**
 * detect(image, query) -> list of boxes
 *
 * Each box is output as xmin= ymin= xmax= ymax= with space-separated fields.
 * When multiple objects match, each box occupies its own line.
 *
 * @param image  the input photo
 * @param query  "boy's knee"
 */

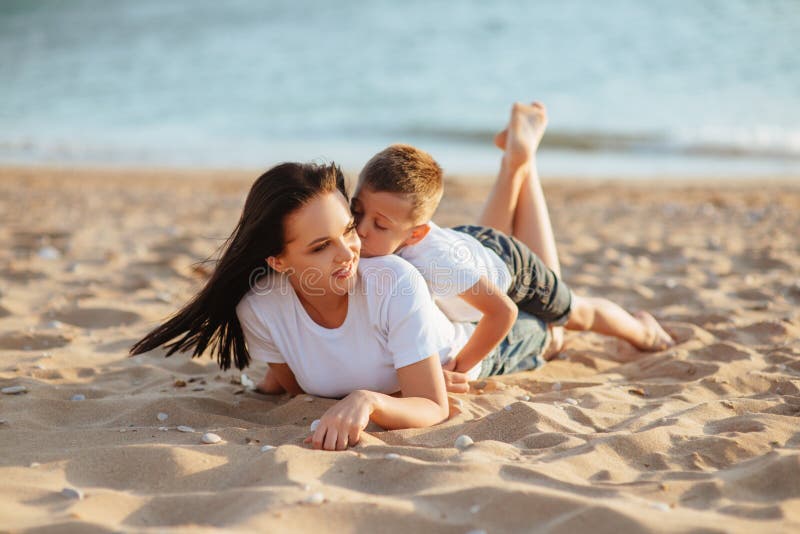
xmin=565 ymin=295 xmax=593 ymax=330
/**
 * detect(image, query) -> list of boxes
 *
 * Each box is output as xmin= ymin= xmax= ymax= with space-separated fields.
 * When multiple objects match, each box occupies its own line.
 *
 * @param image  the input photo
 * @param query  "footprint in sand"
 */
xmin=0 ymin=331 xmax=72 ymax=351
xmin=51 ymin=307 xmax=142 ymax=329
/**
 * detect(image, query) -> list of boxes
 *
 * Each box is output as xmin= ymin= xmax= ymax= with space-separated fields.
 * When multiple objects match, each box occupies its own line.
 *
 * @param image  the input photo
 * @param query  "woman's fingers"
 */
xmin=323 ymin=426 xmax=339 ymax=451
xmin=348 ymin=426 xmax=361 ymax=448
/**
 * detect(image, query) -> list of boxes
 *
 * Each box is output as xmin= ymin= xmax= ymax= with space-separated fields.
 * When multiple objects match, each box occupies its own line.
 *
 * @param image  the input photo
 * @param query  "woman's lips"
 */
xmin=332 ymin=261 xmax=355 ymax=279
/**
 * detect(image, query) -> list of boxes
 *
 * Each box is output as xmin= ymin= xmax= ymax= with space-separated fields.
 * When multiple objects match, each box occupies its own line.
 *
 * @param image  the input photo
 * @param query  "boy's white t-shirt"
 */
xmin=236 ymin=255 xmax=479 ymax=399
xmin=397 ymin=221 xmax=513 ymax=323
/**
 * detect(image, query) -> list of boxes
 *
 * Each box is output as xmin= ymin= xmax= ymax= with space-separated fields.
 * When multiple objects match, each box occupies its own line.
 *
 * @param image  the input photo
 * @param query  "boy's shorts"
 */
xmin=452 ymin=224 xmax=573 ymax=326
xmin=476 ymin=309 xmax=550 ymax=378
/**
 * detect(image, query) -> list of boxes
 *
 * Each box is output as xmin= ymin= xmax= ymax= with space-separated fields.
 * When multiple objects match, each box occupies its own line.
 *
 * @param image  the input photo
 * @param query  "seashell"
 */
xmin=61 ymin=487 xmax=83 ymax=500
xmin=310 ymin=419 xmax=321 ymax=432
xmin=240 ymin=373 xmax=255 ymax=390
xmin=2 ymin=385 xmax=27 ymax=395
xmin=177 ymin=425 xmax=195 ymax=433
xmin=304 ymin=492 xmax=325 ymax=505
xmin=70 ymin=394 xmax=85 ymax=401
xmin=201 ymin=432 xmax=222 ymax=444
xmin=37 ymin=246 xmax=60 ymax=260
xmin=157 ymin=412 xmax=168 ymax=421
xmin=261 ymin=445 xmax=276 ymax=452
xmin=470 ymin=504 xmax=481 ymax=514
xmin=565 ymin=398 xmax=578 ymax=406
xmin=552 ymin=382 xmax=561 ymax=391
xmin=384 ymin=453 xmax=400 ymax=460
xmin=504 ymin=405 xmax=513 ymax=411
xmin=455 ymin=435 xmax=474 ymax=450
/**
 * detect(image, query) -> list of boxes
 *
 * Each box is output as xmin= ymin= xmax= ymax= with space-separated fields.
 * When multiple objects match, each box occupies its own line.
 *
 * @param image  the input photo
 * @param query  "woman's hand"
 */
xmin=304 ymin=390 xmax=375 ymax=451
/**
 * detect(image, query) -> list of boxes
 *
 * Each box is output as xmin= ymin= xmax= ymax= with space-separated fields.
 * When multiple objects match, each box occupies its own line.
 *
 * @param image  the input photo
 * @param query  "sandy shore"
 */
xmin=1 ymin=165 xmax=799 ymax=533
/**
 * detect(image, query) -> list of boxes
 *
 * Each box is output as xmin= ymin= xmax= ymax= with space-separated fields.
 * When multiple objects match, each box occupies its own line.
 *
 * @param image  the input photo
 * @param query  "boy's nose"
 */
xmin=356 ymin=219 xmax=368 ymax=239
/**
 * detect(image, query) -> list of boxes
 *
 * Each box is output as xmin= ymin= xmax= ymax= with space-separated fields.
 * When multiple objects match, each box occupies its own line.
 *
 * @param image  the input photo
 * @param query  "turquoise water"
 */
xmin=1 ymin=0 xmax=799 ymax=176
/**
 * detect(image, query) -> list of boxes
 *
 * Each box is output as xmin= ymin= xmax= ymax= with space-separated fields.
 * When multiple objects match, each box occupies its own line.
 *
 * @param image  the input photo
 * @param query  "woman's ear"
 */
xmin=266 ymin=256 xmax=285 ymax=273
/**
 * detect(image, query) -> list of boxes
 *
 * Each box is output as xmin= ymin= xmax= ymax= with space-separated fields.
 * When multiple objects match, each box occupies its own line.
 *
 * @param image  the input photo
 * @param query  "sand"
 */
xmin=1 ymin=165 xmax=799 ymax=533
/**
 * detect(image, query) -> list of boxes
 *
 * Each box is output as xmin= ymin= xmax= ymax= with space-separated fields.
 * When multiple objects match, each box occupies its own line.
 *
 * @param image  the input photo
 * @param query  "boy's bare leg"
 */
xmin=479 ymin=102 xmax=560 ymax=276
xmin=566 ymin=295 xmax=675 ymax=351
xmin=477 ymin=102 xmax=543 ymax=237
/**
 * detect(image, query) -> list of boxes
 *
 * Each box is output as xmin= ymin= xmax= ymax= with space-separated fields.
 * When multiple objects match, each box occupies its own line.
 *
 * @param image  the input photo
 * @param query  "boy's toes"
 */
xmin=494 ymin=129 xmax=508 ymax=150
xmin=634 ymin=311 xmax=675 ymax=351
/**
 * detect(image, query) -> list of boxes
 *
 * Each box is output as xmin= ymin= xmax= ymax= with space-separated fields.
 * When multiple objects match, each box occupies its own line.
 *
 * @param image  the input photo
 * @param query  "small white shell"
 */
xmin=37 ymin=246 xmax=60 ymax=260
xmin=384 ymin=453 xmax=400 ymax=460
xmin=470 ymin=504 xmax=481 ymax=514
xmin=158 ymin=426 xmax=169 ymax=431
xmin=240 ymin=373 xmax=256 ymax=390
xmin=455 ymin=435 xmax=474 ymax=450
xmin=552 ymin=382 xmax=562 ymax=391
xmin=201 ymin=432 xmax=222 ymax=444
xmin=61 ymin=487 xmax=83 ymax=500
xmin=504 ymin=405 xmax=513 ymax=411
xmin=309 ymin=419 xmax=321 ymax=432
xmin=521 ymin=395 xmax=530 ymax=401
xmin=303 ymin=395 xmax=314 ymax=402
xmin=157 ymin=412 xmax=169 ymax=421
xmin=261 ymin=445 xmax=276 ymax=452
xmin=29 ymin=462 xmax=41 ymax=468
xmin=177 ymin=425 xmax=195 ymax=433
xmin=650 ymin=502 xmax=671 ymax=512
xmin=565 ymin=398 xmax=578 ymax=406
xmin=2 ymin=385 xmax=27 ymax=395
xmin=304 ymin=492 xmax=325 ymax=504
xmin=70 ymin=394 xmax=86 ymax=401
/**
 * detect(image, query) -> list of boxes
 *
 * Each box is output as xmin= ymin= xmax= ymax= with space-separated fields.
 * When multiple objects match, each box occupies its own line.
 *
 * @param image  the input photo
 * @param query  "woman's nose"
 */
xmin=334 ymin=238 xmax=356 ymax=263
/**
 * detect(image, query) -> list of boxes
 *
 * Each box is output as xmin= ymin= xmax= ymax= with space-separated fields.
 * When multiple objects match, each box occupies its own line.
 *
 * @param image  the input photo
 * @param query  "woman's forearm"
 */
xmin=364 ymin=390 xmax=449 ymax=429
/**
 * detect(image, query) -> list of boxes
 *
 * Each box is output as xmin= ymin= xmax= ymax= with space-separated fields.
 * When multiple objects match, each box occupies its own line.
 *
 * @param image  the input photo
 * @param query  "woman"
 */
xmin=131 ymin=162 xmax=484 ymax=452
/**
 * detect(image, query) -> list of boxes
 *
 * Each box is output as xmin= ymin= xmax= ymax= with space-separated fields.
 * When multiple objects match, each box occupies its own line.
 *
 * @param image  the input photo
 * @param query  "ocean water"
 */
xmin=1 ymin=0 xmax=799 ymax=177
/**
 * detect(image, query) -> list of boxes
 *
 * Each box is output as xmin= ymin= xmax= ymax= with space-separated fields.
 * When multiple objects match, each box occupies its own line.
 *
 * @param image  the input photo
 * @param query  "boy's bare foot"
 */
xmin=632 ymin=311 xmax=676 ymax=351
xmin=543 ymin=324 xmax=565 ymax=361
xmin=495 ymin=101 xmax=548 ymax=156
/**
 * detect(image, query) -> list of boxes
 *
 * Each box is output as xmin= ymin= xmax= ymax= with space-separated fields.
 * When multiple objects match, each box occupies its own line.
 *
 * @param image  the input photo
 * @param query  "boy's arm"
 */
xmin=452 ymin=276 xmax=517 ymax=374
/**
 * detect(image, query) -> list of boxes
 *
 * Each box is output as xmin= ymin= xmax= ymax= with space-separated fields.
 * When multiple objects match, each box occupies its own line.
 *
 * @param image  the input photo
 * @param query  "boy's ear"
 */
xmin=266 ymin=256 xmax=286 ymax=273
xmin=403 ymin=223 xmax=431 ymax=246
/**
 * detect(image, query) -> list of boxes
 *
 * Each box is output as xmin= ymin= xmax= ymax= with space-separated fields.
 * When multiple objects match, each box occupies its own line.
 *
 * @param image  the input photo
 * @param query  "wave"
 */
xmin=401 ymin=126 xmax=800 ymax=160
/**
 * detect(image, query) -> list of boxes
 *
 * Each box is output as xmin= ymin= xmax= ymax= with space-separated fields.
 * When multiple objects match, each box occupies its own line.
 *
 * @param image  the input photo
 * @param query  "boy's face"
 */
xmin=350 ymin=186 xmax=421 ymax=257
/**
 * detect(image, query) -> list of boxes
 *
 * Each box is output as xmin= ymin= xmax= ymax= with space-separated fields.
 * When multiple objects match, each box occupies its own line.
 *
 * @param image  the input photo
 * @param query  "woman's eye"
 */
xmin=312 ymin=242 xmax=329 ymax=252
xmin=346 ymin=223 xmax=358 ymax=234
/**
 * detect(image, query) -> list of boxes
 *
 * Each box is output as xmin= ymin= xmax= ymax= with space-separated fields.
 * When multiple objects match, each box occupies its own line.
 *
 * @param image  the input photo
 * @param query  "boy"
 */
xmin=350 ymin=101 xmax=674 ymax=385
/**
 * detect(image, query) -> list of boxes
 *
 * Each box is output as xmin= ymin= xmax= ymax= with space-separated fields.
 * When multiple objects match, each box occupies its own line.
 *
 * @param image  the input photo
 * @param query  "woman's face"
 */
xmin=267 ymin=190 xmax=361 ymax=296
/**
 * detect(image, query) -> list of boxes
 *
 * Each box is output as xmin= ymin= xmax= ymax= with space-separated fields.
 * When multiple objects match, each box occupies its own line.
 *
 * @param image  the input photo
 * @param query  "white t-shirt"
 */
xmin=397 ymin=221 xmax=513 ymax=323
xmin=236 ymin=255 xmax=478 ymax=399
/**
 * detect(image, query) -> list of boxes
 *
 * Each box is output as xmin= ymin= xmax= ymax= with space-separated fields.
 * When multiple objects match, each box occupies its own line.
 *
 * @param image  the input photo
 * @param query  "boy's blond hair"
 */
xmin=358 ymin=144 xmax=443 ymax=224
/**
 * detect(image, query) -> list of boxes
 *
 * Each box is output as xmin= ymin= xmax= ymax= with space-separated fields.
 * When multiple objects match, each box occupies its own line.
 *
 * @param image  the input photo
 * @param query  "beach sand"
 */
xmin=1 ymin=166 xmax=799 ymax=533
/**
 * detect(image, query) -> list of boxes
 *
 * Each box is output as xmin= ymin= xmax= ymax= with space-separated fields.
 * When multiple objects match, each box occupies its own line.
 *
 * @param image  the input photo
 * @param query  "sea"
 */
xmin=1 ymin=0 xmax=799 ymax=178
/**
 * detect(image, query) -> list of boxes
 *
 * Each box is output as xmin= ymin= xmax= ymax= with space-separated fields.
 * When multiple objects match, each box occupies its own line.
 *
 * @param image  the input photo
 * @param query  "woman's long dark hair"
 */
xmin=129 ymin=162 xmax=348 ymax=370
